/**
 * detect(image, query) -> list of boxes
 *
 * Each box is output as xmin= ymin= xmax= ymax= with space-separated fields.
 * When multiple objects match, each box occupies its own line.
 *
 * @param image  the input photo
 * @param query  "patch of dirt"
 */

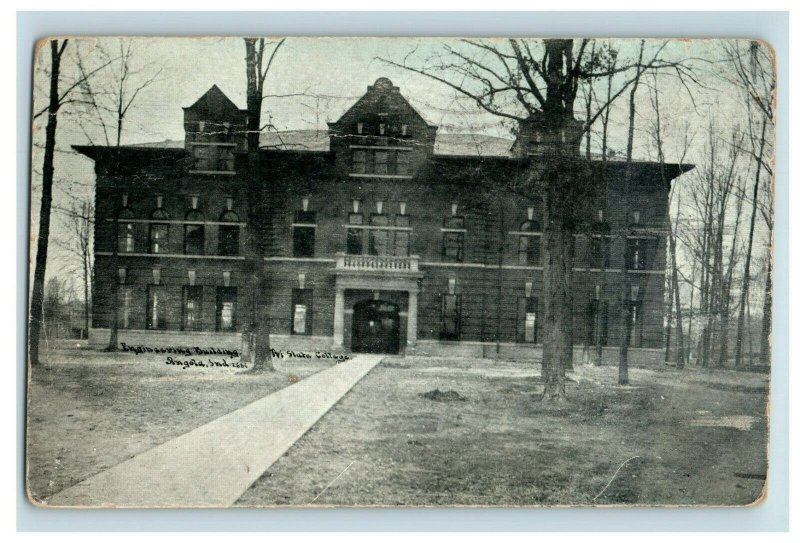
xmin=419 ymin=389 xmax=467 ymax=402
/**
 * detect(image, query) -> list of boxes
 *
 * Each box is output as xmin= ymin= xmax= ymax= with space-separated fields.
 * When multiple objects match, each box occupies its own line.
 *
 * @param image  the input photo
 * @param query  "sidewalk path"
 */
xmin=46 ymin=354 xmax=384 ymax=507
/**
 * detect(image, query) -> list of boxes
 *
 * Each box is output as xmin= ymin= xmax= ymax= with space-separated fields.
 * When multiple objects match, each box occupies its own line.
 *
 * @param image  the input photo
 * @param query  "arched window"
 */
xmin=518 ymin=220 xmax=542 ymax=266
xmin=218 ymin=209 xmax=240 ymax=256
xmin=118 ymin=207 xmax=135 ymax=253
xmin=184 ymin=209 xmax=205 ymax=255
xmin=149 ymin=208 xmax=170 ymax=254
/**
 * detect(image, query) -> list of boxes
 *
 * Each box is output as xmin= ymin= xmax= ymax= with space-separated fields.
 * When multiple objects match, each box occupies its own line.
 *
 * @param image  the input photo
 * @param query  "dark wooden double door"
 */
xmin=351 ymin=300 xmax=400 ymax=354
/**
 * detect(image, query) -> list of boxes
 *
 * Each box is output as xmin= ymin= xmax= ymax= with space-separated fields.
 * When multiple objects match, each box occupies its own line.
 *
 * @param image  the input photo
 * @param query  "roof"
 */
xmin=74 ymin=130 xmax=695 ymax=182
xmin=84 ymin=131 xmax=519 ymax=156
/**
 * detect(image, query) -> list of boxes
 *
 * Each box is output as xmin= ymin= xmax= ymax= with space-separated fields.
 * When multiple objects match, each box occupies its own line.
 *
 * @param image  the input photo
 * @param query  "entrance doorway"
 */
xmin=351 ymin=300 xmax=400 ymax=354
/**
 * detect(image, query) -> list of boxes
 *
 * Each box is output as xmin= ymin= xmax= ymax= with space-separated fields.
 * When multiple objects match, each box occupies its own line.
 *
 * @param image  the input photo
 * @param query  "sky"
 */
xmin=29 ymin=37 xmax=772 ymax=300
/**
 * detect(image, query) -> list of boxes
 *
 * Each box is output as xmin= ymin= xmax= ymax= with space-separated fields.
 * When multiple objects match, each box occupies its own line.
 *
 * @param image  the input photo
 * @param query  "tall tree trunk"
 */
xmin=83 ymin=227 xmax=90 ymax=340
xmin=29 ymin=40 xmax=65 ymax=366
xmin=759 ymin=246 xmax=772 ymax=365
xmin=541 ymin=183 xmax=572 ymax=400
xmin=106 ymin=211 xmax=119 ymax=350
xmin=669 ymin=217 xmax=685 ymax=368
xmin=664 ymin=263 xmax=673 ymax=364
xmin=735 ymin=118 xmax=767 ymax=367
xmin=687 ymin=266 xmax=695 ymax=364
xmin=617 ymin=40 xmax=645 ymax=385
xmin=538 ymin=39 xmax=580 ymax=400
xmin=244 ymin=39 xmax=274 ymax=373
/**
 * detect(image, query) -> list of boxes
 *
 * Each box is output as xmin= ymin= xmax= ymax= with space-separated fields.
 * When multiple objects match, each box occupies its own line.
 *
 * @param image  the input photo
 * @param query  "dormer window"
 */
xmin=401 ymin=124 xmax=408 ymax=136
xmin=379 ymin=123 xmax=386 ymax=135
xmin=351 ymin=148 xmax=413 ymax=178
xmin=357 ymin=122 xmax=364 ymax=135
xmin=190 ymin=143 xmax=235 ymax=174
xmin=375 ymin=151 xmax=388 ymax=174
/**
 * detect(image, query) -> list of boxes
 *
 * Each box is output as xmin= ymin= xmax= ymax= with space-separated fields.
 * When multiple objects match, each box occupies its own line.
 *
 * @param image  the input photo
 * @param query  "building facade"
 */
xmin=79 ymin=77 xmax=691 ymax=363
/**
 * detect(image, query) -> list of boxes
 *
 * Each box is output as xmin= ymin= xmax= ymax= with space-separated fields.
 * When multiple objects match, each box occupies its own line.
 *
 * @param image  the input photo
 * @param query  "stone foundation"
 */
xmin=89 ymin=328 xmax=666 ymax=368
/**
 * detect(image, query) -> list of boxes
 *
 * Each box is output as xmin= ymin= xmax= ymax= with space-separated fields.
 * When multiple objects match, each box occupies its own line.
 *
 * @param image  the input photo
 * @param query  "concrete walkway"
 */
xmin=46 ymin=354 xmax=384 ymax=507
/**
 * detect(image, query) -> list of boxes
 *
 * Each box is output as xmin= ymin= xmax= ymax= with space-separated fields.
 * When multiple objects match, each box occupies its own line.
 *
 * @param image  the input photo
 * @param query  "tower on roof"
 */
xmin=182 ymin=85 xmax=248 ymax=173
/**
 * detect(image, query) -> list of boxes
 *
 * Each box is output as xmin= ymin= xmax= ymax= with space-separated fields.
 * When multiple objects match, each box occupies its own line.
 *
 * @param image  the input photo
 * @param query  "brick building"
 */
xmin=78 ymin=77 xmax=691 ymax=363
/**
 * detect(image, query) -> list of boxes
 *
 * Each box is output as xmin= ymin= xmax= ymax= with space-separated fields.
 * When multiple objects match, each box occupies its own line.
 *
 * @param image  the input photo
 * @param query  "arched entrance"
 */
xmin=351 ymin=300 xmax=400 ymax=354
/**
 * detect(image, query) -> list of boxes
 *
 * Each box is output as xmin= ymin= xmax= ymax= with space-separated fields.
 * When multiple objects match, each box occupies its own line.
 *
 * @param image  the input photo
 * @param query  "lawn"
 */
xmin=26 ymin=347 xmax=769 ymax=507
xmin=26 ymin=343 xmax=336 ymax=502
xmin=236 ymin=357 xmax=769 ymax=506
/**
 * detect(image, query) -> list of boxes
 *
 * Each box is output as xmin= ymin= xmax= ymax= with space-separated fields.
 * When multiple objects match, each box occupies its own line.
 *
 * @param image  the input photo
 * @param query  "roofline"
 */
xmin=71 ymin=144 xmax=695 ymax=180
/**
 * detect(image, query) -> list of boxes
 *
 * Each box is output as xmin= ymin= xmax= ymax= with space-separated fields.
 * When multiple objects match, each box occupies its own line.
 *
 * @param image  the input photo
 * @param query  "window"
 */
xmin=589 ymin=237 xmax=609 ymax=269
xmin=369 ymin=214 xmax=390 ymax=255
xmin=347 ymin=213 xmax=364 ymax=255
xmin=440 ymin=294 xmax=462 ymax=340
xmin=627 ymin=301 xmax=643 ymax=347
xmin=626 ymin=238 xmax=655 ymax=270
xmin=216 ymin=287 xmax=237 ymax=331
xmin=347 ymin=212 xmax=411 ymax=256
xmin=292 ymin=210 xmax=316 ymax=257
xmin=184 ymin=209 xmax=205 ymax=255
xmin=586 ymin=300 xmax=609 ymax=346
xmin=146 ymin=285 xmax=166 ymax=330
xmin=120 ymin=223 xmax=135 ymax=253
xmin=394 ymin=215 xmax=410 ymax=256
xmin=218 ymin=209 xmax=240 ymax=256
xmin=117 ymin=207 xmax=135 ymax=253
xmin=291 ymin=289 xmax=313 ymax=335
xmin=191 ymin=144 xmax=235 ymax=172
xmin=518 ymin=220 xmax=541 ymax=265
xmin=374 ymin=151 xmax=389 ymax=174
xmin=517 ymin=297 xmax=539 ymax=343
xmin=396 ymin=152 xmax=411 ymax=176
xmin=352 ymin=150 xmax=367 ymax=173
xmin=350 ymin=149 xmax=413 ymax=176
xmin=442 ymin=216 xmax=465 ymax=262
xmin=149 ymin=208 xmax=170 ymax=254
xmin=588 ymin=220 xmax=610 ymax=269
xmin=182 ymin=286 xmax=203 ymax=331
xmin=118 ymin=287 xmax=132 ymax=329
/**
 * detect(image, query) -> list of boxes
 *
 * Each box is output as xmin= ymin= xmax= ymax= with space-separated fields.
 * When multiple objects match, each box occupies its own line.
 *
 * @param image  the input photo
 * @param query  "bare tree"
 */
xmin=725 ymin=40 xmax=775 ymax=367
xmin=73 ymin=39 xmax=162 ymax=351
xmin=379 ymin=39 xmax=701 ymax=399
xmin=242 ymin=37 xmax=286 ymax=373
xmin=681 ymin=121 xmax=744 ymax=368
xmin=647 ymin=72 xmax=690 ymax=368
xmin=53 ymin=200 xmax=94 ymax=339
xmin=30 ymin=40 xmax=115 ymax=366
xmin=616 ymin=40 xmax=647 ymax=385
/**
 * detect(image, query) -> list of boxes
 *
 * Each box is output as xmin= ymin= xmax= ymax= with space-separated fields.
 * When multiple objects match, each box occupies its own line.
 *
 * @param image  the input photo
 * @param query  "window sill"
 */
xmin=96 ymin=251 xmax=246 ymax=260
xmin=348 ymin=173 xmax=413 ymax=180
xmin=189 ymin=170 xmax=237 ymax=175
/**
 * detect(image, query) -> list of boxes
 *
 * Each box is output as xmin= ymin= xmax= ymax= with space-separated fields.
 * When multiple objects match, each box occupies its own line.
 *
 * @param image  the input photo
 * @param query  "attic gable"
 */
xmin=329 ymin=77 xmax=436 ymax=134
xmin=183 ymin=85 xmax=245 ymax=122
